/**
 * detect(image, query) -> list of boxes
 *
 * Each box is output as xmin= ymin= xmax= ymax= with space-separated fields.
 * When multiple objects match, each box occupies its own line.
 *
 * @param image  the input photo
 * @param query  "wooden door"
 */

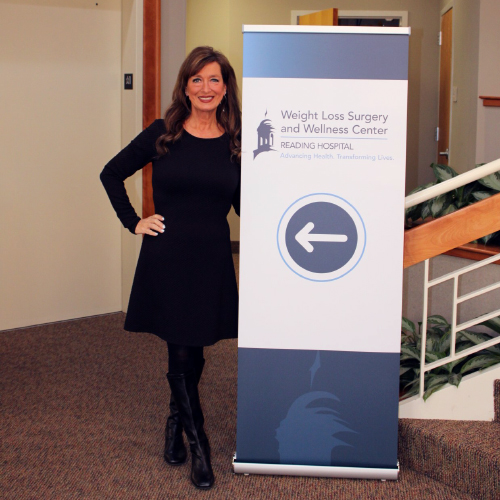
xmin=438 ymin=8 xmax=452 ymax=165
xmin=299 ymin=8 xmax=338 ymax=26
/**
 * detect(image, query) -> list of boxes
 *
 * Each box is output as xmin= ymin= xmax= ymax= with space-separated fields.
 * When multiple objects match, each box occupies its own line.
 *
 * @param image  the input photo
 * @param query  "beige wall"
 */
xmin=161 ymin=0 xmax=187 ymax=109
xmin=186 ymin=0 xmax=442 ymax=240
xmin=475 ymin=0 xmax=500 ymax=165
xmin=403 ymin=254 xmax=500 ymax=329
xmin=121 ymin=0 xmax=144 ymax=311
xmin=0 ymin=0 xmax=123 ymax=330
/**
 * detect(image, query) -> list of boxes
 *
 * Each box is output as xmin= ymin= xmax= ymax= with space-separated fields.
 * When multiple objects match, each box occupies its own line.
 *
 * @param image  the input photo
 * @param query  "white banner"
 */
xmin=239 ymin=78 xmax=407 ymax=353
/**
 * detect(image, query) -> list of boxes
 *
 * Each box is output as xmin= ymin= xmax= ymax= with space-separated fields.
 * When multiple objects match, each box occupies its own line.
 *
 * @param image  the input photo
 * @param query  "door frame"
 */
xmin=437 ymin=2 xmax=454 ymax=165
xmin=291 ymin=10 xmax=408 ymax=27
xmin=142 ymin=0 xmax=162 ymax=219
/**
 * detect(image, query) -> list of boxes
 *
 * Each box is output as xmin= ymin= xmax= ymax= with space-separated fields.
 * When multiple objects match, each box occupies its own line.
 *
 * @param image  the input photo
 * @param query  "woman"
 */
xmin=100 ymin=46 xmax=241 ymax=490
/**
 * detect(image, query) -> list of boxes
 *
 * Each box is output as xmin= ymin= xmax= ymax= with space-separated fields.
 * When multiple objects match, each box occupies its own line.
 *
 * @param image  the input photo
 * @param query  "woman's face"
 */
xmin=185 ymin=61 xmax=226 ymax=115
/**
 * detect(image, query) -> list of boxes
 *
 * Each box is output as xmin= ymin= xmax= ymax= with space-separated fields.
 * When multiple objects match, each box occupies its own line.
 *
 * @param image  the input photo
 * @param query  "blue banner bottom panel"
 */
xmin=236 ymin=348 xmax=400 ymax=469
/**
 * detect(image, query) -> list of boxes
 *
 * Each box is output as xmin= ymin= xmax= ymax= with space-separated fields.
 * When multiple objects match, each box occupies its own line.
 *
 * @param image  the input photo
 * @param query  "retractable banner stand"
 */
xmin=234 ymin=26 xmax=410 ymax=480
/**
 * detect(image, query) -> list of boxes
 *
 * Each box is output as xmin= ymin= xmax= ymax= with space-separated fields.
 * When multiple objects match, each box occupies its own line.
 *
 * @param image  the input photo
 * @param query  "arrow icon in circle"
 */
xmin=295 ymin=222 xmax=348 ymax=253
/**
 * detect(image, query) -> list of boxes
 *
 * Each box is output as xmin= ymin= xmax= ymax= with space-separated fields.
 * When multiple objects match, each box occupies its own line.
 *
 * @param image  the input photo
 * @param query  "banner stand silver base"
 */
xmin=233 ymin=454 xmax=399 ymax=481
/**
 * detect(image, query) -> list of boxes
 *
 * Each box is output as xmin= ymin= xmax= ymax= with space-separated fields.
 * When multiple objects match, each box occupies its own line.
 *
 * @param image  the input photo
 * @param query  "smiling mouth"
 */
xmin=198 ymin=96 xmax=214 ymax=103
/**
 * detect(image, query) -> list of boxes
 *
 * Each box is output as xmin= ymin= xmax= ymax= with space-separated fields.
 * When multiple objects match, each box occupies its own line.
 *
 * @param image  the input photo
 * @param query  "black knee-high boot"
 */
xmin=167 ymin=370 xmax=214 ymax=489
xmin=164 ymin=359 xmax=205 ymax=465
xmin=164 ymin=393 xmax=187 ymax=465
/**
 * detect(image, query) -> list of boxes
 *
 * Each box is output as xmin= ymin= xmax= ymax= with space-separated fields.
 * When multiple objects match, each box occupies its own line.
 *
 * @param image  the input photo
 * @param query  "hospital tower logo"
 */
xmin=254 ymin=110 xmax=275 ymax=159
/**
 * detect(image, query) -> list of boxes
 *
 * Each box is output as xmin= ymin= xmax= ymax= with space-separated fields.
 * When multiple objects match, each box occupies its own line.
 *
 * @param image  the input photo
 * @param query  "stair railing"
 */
xmin=403 ymin=157 xmax=500 ymax=399
xmin=404 ymin=158 xmax=500 ymax=211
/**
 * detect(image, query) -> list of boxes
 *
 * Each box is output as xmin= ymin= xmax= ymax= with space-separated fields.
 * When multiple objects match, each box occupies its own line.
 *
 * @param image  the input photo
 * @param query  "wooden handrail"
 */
xmin=479 ymin=96 xmax=500 ymax=107
xmin=403 ymin=192 xmax=500 ymax=268
xmin=445 ymin=242 xmax=500 ymax=262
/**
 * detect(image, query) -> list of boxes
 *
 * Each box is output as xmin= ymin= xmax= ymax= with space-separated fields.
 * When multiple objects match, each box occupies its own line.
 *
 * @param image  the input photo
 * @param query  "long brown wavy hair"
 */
xmin=156 ymin=46 xmax=241 ymax=161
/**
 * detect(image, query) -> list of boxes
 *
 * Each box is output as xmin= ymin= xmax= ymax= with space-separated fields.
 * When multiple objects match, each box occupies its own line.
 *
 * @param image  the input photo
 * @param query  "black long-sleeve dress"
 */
xmin=100 ymin=119 xmax=240 ymax=346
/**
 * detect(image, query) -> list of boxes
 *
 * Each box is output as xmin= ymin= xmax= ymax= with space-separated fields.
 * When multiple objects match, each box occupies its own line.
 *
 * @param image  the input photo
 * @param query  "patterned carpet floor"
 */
xmin=1 ymin=310 xmax=484 ymax=500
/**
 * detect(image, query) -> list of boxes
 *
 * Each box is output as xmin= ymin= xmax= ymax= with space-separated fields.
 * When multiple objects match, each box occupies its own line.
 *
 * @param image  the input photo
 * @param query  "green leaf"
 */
xmin=405 ymin=205 xmax=421 ymax=224
xmin=425 ymin=351 xmax=446 ymax=363
xmin=456 ymin=340 xmax=475 ymax=352
xmin=427 ymin=326 xmax=446 ymax=340
xmin=461 ymin=181 xmax=482 ymax=204
xmin=441 ymin=204 xmax=458 ymax=216
xmin=478 ymin=171 xmax=500 ymax=191
xmin=427 ymin=325 xmax=445 ymax=333
xmin=423 ymin=382 xmax=448 ymax=401
xmin=426 ymin=374 xmax=449 ymax=390
xmin=490 ymin=232 xmax=500 ymax=244
xmin=402 ymin=317 xmax=416 ymax=334
xmin=479 ymin=233 xmax=495 ymax=244
xmin=460 ymin=354 xmax=500 ymax=374
xmin=443 ymin=359 xmax=462 ymax=374
xmin=420 ymin=202 xmax=431 ymax=221
xmin=430 ymin=194 xmax=451 ymax=217
xmin=427 ymin=315 xmax=450 ymax=327
xmin=401 ymin=384 xmax=420 ymax=400
xmin=448 ymin=373 xmax=462 ymax=387
xmin=401 ymin=345 xmax=421 ymax=361
xmin=425 ymin=352 xmax=439 ymax=362
xmin=426 ymin=337 xmax=439 ymax=353
xmin=403 ymin=378 xmax=421 ymax=391
xmin=400 ymin=366 xmax=413 ymax=376
xmin=422 ymin=374 xmax=449 ymax=400
xmin=472 ymin=190 xmax=493 ymax=201
xmin=480 ymin=317 xmax=500 ymax=334
xmin=400 ymin=354 xmax=415 ymax=362
xmin=437 ymin=331 xmax=451 ymax=353
xmin=459 ymin=330 xmax=494 ymax=345
xmin=432 ymin=163 xmax=458 ymax=182
xmin=405 ymin=201 xmax=425 ymax=219
xmin=405 ymin=183 xmax=438 ymax=222
xmin=487 ymin=344 xmax=500 ymax=355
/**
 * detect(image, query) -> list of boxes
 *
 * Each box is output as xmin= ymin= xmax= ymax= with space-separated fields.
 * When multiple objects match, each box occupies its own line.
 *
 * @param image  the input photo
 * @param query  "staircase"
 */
xmin=398 ymin=380 xmax=500 ymax=500
xmin=400 ymin=163 xmax=500 ymax=499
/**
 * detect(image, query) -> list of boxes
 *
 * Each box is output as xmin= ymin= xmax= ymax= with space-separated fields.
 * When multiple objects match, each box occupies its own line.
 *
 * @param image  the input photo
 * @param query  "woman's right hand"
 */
xmin=135 ymin=214 xmax=165 ymax=236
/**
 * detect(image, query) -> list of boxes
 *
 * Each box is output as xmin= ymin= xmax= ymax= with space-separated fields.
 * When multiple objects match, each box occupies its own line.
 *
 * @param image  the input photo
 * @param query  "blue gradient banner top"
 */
xmin=243 ymin=32 xmax=409 ymax=80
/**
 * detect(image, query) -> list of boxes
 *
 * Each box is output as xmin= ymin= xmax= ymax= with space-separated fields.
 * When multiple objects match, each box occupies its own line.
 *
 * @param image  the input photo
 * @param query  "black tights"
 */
xmin=167 ymin=342 xmax=204 ymax=374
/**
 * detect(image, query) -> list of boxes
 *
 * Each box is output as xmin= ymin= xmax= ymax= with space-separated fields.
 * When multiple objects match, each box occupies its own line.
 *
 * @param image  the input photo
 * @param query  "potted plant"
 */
xmin=400 ymin=315 xmax=500 ymax=400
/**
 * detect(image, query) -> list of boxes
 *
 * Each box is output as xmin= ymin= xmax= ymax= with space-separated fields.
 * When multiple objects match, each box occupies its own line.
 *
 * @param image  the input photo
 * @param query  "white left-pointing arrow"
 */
xmin=295 ymin=222 xmax=348 ymax=253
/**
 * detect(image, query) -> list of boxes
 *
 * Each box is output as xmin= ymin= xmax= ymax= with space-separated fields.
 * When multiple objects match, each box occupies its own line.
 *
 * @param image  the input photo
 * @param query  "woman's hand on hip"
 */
xmin=135 ymin=214 xmax=165 ymax=236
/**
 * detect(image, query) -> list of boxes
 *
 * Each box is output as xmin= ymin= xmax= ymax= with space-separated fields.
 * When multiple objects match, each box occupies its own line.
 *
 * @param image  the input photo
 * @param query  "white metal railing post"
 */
xmin=412 ymin=253 xmax=500 ymax=400
xmin=420 ymin=259 xmax=430 ymax=397
xmin=451 ymin=276 xmax=458 ymax=357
